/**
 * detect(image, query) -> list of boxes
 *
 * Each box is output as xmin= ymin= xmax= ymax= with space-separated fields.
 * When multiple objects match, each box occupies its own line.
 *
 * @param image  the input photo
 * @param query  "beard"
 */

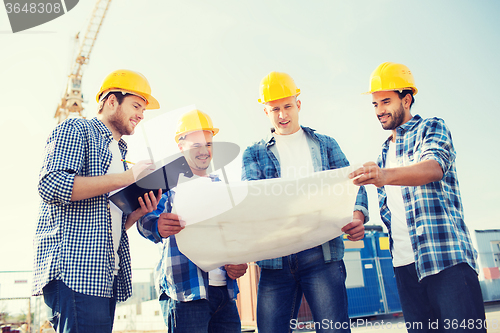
xmin=380 ymin=103 xmax=405 ymax=130
xmin=192 ymin=155 xmax=211 ymax=171
xmin=109 ymin=105 xmax=133 ymax=136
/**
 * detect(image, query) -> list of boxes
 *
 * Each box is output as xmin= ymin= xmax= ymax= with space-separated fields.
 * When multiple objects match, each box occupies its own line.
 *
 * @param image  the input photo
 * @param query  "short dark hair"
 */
xmin=397 ymin=90 xmax=415 ymax=109
xmin=97 ymin=92 xmax=132 ymax=113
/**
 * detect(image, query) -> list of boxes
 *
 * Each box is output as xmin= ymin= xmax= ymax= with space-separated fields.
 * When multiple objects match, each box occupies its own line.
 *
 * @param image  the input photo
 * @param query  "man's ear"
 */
xmin=106 ymin=94 xmax=118 ymax=110
xmin=402 ymin=93 xmax=412 ymax=110
xmin=296 ymin=99 xmax=301 ymax=111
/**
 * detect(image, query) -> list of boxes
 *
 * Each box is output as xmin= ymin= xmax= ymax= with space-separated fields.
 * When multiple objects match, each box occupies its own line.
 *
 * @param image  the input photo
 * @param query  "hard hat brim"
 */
xmin=258 ymin=91 xmax=301 ymax=104
xmin=175 ymin=128 xmax=219 ymax=143
xmin=144 ymin=93 xmax=160 ymax=109
xmin=362 ymin=87 xmax=418 ymax=95
xmin=97 ymin=89 xmax=160 ymax=109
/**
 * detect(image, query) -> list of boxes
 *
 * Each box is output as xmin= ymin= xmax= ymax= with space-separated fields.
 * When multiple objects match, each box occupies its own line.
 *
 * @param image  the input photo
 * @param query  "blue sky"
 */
xmin=0 ymin=0 xmax=499 ymax=273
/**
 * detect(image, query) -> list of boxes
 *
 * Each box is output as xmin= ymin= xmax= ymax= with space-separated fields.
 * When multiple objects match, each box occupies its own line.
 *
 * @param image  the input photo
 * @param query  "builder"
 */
xmin=241 ymin=71 xmax=369 ymax=333
xmin=138 ymin=109 xmax=248 ymax=333
xmin=350 ymin=62 xmax=486 ymax=332
xmin=34 ymin=69 xmax=162 ymax=332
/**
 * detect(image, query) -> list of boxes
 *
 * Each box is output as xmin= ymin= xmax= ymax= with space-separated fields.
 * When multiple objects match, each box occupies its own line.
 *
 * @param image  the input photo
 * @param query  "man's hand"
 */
xmin=341 ymin=211 xmax=365 ymax=241
xmin=350 ymin=160 xmax=444 ymax=188
xmin=128 ymin=159 xmax=156 ymax=183
xmin=349 ymin=162 xmax=387 ymax=187
xmin=125 ymin=189 xmax=162 ymax=230
xmin=224 ymin=263 xmax=248 ymax=280
xmin=137 ymin=189 xmax=162 ymax=215
xmin=158 ymin=213 xmax=185 ymax=238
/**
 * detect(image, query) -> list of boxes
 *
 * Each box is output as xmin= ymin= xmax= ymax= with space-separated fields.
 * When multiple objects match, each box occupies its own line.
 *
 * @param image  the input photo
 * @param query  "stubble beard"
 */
xmin=109 ymin=105 xmax=133 ymax=136
xmin=381 ymin=104 xmax=405 ymax=130
xmin=194 ymin=156 xmax=210 ymax=171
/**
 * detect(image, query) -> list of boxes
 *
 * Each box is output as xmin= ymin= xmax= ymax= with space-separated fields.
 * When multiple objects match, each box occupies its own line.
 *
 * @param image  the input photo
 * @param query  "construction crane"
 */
xmin=54 ymin=0 xmax=112 ymax=124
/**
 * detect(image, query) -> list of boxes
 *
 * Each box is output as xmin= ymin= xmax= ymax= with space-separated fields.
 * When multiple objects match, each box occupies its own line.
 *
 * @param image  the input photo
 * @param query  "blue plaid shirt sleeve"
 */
xmin=38 ymin=121 xmax=84 ymax=205
xmin=354 ymin=187 xmax=369 ymax=222
xmin=418 ymin=118 xmax=456 ymax=175
xmin=137 ymin=192 xmax=171 ymax=243
xmin=241 ymin=145 xmax=263 ymax=181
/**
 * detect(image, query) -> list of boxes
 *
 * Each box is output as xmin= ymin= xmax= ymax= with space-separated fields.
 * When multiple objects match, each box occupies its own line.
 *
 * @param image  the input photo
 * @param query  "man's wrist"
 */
xmin=120 ymin=169 xmax=135 ymax=188
xmin=153 ymin=221 xmax=163 ymax=240
xmin=353 ymin=209 xmax=367 ymax=223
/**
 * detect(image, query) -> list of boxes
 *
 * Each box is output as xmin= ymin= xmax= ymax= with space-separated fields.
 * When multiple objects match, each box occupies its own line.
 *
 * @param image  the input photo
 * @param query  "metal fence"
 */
xmin=0 ymin=269 xmax=159 ymax=333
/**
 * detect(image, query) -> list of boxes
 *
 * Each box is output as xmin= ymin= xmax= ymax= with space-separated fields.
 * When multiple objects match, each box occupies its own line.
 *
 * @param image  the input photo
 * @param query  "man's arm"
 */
xmin=342 ymin=211 xmax=365 ymax=241
xmin=38 ymin=122 xmax=84 ymax=205
xmin=241 ymin=146 xmax=264 ymax=181
xmin=353 ymin=186 xmax=369 ymax=222
xmin=72 ymin=172 xmax=133 ymax=201
xmin=350 ymin=118 xmax=453 ymax=188
xmin=124 ymin=190 xmax=162 ymax=230
xmin=39 ymin=120 xmax=155 ymax=204
xmin=350 ymin=160 xmax=443 ymax=187
xmin=157 ymin=213 xmax=184 ymax=237
xmin=71 ymin=160 xmax=154 ymax=201
xmin=137 ymin=192 xmax=184 ymax=243
xmin=341 ymin=187 xmax=369 ymax=241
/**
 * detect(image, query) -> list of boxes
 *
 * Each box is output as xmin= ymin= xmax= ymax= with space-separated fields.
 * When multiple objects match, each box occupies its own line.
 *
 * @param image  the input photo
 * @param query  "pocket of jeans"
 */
xmin=42 ymin=280 xmax=58 ymax=305
xmin=339 ymin=260 xmax=347 ymax=282
xmin=42 ymin=280 xmax=60 ymax=326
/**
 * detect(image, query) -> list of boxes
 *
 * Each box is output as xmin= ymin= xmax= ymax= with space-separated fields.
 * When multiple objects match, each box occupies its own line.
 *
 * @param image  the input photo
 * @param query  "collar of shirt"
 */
xmin=384 ymin=114 xmax=423 ymax=146
xmin=264 ymin=126 xmax=316 ymax=148
xmin=90 ymin=117 xmax=128 ymax=152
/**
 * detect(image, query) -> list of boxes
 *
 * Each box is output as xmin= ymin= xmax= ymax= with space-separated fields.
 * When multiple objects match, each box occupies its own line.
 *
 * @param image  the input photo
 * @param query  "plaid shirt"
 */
xmin=241 ymin=126 xmax=369 ymax=269
xmin=33 ymin=118 xmax=132 ymax=302
xmin=137 ymin=175 xmax=239 ymax=302
xmin=377 ymin=114 xmax=478 ymax=281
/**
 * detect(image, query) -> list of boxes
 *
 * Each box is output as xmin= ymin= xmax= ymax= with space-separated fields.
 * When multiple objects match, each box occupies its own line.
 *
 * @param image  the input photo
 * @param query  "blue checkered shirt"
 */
xmin=137 ymin=175 xmax=239 ymax=302
xmin=377 ymin=114 xmax=478 ymax=281
xmin=33 ymin=117 xmax=132 ymax=301
xmin=241 ymin=126 xmax=369 ymax=269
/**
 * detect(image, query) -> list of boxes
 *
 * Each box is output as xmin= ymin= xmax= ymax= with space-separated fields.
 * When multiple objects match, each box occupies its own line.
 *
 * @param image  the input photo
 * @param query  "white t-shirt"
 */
xmin=209 ymin=267 xmax=227 ymax=286
xmin=385 ymin=140 xmax=415 ymax=267
xmin=107 ymin=139 xmax=125 ymax=275
xmin=273 ymin=128 xmax=314 ymax=179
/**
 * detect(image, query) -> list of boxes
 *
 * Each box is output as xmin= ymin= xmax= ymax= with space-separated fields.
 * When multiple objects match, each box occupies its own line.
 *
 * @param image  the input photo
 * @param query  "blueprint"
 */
xmin=174 ymin=166 xmax=359 ymax=271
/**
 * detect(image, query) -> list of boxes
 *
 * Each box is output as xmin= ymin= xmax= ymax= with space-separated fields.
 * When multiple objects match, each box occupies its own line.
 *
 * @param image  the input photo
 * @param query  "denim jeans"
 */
xmin=394 ymin=262 xmax=486 ymax=333
xmin=42 ymin=279 xmax=117 ymax=333
xmin=257 ymin=246 xmax=350 ymax=333
xmin=159 ymin=285 xmax=241 ymax=333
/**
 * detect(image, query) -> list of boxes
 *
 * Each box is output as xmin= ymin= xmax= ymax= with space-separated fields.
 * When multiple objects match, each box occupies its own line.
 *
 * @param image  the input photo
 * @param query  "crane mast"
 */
xmin=54 ymin=0 xmax=112 ymax=124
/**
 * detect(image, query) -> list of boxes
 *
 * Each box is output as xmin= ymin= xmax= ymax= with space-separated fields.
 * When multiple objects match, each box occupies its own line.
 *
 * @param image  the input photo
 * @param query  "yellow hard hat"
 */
xmin=175 ymin=109 xmax=219 ymax=143
xmin=258 ymin=71 xmax=301 ymax=104
xmin=96 ymin=69 xmax=160 ymax=109
xmin=365 ymin=62 xmax=418 ymax=95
